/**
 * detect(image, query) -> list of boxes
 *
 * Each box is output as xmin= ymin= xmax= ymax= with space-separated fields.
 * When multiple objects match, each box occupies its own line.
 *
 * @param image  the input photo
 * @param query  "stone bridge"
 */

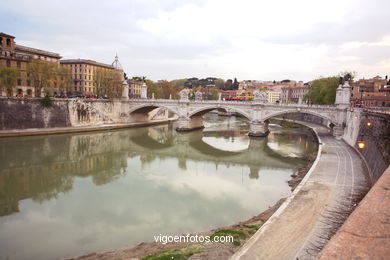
xmin=124 ymin=80 xmax=353 ymax=137
xmin=123 ymin=80 xmax=355 ymax=137
xmin=127 ymin=98 xmax=349 ymax=137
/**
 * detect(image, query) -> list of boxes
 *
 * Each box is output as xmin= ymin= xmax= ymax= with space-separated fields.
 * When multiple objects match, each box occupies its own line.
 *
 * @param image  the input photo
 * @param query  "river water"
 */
xmin=0 ymin=114 xmax=317 ymax=260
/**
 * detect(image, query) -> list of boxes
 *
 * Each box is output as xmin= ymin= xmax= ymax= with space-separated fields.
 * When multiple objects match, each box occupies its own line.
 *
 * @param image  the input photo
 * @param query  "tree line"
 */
xmin=134 ymin=76 xmax=240 ymax=100
xmin=304 ymin=72 xmax=355 ymax=105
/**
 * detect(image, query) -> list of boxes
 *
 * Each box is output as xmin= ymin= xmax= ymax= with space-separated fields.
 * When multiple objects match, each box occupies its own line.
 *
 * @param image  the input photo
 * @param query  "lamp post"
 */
xmin=357 ymin=141 xmax=365 ymax=149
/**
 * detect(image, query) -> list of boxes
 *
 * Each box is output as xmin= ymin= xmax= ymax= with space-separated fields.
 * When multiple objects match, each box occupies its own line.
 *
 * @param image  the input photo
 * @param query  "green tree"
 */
xmin=215 ymin=78 xmax=225 ymax=89
xmin=27 ymin=59 xmax=56 ymax=97
xmin=171 ymin=78 xmax=187 ymax=88
xmin=224 ymin=79 xmax=233 ymax=90
xmin=145 ymin=79 xmax=162 ymax=99
xmin=233 ymin=78 xmax=239 ymax=89
xmin=93 ymin=68 xmax=122 ymax=99
xmin=208 ymin=87 xmax=220 ymax=100
xmin=0 ymin=67 xmax=19 ymax=96
xmin=131 ymin=76 xmax=146 ymax=82
xmin=304 ymin=76 xmax=339 ymax=105
xmin=157 ymin=80 xmax=182 ymax=99
xmin=55 ymin=65 xmax=72 ymax=94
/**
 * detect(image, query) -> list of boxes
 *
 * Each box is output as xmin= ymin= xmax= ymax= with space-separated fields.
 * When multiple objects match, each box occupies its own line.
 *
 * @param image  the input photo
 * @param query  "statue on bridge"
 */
xmin=195 ymin=91 xmax=203 ymax=101
xmin=253 ymin=90 xmax=268 ymax=103
xmin=179 ymin=88 xmax=190 ymax=101
xmin=338 ymin=76 xmax=343 ymax=86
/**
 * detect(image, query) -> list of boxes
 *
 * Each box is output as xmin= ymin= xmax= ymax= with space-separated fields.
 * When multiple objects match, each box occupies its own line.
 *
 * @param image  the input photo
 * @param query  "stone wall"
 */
xmin=0 ymin=98 xmax=170 ymax=130
xmin=275 ymin=112 xmax=330 ymax=126
xmin=356 ymin=111 xmax=390 ymax=183
xmin=343 ymin=109 xmax=362 ymax=147
xmin=0 ymin=98 xmax=71 ymax=130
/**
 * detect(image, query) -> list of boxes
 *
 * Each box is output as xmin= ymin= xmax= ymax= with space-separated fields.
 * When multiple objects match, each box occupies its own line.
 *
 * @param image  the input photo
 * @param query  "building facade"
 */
xmin=127 ymin=79 xmax=144 ymax=98
xmin=350 ymin=76 xmax=388 ymax=106
xmin=359 ymin=92 xmax=390 ymax=107
xmin=0 ymin=33 xmax=61 ymax=97
xmin=60 ymin=59 xmax=116 ymax=95
xmin=220 ymin=90 xmax=238 ymax=100
xmin=267 ymin=91 xmax=281 ymax=103
xmin=281 ymin=85 xmax=308 ymax=103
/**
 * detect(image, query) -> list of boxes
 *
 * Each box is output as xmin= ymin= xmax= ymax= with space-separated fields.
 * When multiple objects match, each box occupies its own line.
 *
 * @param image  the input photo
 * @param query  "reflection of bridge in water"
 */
xmin=0 ymin=124 xmax=313 ymax=216
xmin=129 ymin=125 xmax=308 ymax=171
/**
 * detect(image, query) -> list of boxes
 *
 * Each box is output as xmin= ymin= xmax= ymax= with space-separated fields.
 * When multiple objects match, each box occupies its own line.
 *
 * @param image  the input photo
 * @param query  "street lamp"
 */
xmin=357 ymin=141 xmax=365 ymax=149
xmin=367 ymin=122 xmax=372 ymax=127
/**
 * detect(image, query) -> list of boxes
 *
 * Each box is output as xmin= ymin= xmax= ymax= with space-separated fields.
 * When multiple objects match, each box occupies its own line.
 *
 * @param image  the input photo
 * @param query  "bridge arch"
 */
xmin=262 ymin=110 xmax=335 ymax=126
xmin=128 ymin=104 xmax=180 ymax=117
xmin=188 ymin=105 xmax=252 ymax=120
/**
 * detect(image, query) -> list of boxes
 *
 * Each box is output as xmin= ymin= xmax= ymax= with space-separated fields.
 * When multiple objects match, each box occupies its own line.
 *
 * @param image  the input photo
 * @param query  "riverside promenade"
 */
xmin=232 ymin=122 xmax=370 ymax=260
xmin=0 ymin=118 xmax=176 ymax=137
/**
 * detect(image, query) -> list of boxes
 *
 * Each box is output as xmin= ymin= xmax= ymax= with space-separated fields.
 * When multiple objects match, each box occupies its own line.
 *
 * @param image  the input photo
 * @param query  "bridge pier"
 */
xmin=248 ymin=120 xmax=269 ymax=137
xmin=175 ymin=116 xmax=204 ymax=132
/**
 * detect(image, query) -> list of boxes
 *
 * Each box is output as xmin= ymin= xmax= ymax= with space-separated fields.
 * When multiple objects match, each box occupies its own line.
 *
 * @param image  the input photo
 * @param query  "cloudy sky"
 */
xmin=1 ymin=0 xmax=389 ymax=81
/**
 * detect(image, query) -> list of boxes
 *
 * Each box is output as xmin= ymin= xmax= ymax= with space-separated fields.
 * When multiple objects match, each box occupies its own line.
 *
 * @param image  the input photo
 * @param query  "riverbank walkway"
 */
xmin=232 ymin=123 xmax=370 ymax=260
xmin=0 ymin=119 xmax=175 ymax=137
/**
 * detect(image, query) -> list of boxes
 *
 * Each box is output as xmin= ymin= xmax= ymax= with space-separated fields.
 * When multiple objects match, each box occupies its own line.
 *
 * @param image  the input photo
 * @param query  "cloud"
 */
xmin=0 ymin=0 xmax=389 ymax=81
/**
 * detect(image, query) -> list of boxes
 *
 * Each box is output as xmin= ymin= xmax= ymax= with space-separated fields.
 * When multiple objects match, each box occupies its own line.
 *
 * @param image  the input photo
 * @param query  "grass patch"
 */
xmin=142 ymin=247 xmax=201 ymax=260
xmin=244 ymin=224 xmax=262 ymax=234
xmin=244 ymin=224 xmax=261 ymax=231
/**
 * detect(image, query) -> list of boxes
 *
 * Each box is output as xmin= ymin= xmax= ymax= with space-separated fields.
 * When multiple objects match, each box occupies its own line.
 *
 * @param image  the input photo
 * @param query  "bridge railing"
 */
xmin=363 ymin=107 xmax=390 ymax=115
xmin=128 ymin=98 xmax=339 ymax=108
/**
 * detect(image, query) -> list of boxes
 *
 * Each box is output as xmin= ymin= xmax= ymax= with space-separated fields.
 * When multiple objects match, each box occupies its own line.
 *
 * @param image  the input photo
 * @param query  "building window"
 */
xmin=17 ymin=79 xmax=21 ymax=86
xmin=6 ymin=38 xmax=11 ymax=47
xmin=6 ymin=60 xmax=11 ymax=67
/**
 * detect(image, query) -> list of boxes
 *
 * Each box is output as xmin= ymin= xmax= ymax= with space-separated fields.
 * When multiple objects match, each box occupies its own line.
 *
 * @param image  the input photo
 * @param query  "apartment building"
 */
xmin=60 ymin=59 xmax=116 ymax=94
xmin=0 ymin=32 xmax=61 ymax=97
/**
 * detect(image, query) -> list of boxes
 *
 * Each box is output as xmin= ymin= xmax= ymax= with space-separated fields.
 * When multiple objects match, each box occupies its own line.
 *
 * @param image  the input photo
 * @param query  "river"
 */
xmin=0 ymin=114 xmax=317 ymax=260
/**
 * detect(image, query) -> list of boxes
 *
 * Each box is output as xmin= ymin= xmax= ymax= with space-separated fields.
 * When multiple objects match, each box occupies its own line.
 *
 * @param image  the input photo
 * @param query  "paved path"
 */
xmin=0 ymin=119 xmax=175 ymax=137
xmin=232 ymin=123 xmax=370 ymax=260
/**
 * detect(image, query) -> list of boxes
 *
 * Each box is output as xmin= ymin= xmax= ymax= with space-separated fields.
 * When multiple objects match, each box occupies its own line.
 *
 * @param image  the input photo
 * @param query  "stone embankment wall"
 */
xmin=0 ymin=98 xmax=169 ymax=130
xmin=0 ymin=98 xmax=71 ymax=130
xmin=355 ymin=111 xmax=390 ymax=183
xmin=275 ymin=112 xmax=329 ymax=126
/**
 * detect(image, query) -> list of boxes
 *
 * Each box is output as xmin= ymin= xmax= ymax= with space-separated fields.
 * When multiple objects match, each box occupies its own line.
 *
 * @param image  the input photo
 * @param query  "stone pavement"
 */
xmin=231 ymin=123 xmax=370 ymax=260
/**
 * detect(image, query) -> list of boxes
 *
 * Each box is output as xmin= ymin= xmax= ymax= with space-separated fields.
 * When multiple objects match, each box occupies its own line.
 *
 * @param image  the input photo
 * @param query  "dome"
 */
xmin=112 ymin=54 xmax=123 ymax=70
